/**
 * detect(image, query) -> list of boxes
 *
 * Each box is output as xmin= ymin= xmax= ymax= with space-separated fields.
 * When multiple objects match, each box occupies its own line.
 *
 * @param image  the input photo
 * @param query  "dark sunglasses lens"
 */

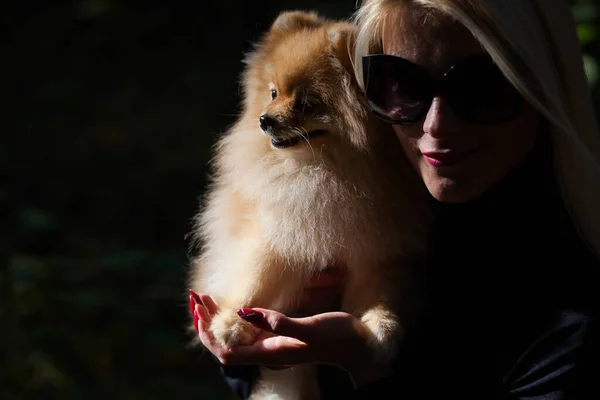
xmin=444 ymin=57 xmax=522 ymax=123
xmin=363 ymin=56 xmax=430 ymax=123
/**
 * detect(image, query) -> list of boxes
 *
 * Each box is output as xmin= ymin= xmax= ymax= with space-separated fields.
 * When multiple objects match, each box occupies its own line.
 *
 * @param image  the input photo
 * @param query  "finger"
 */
xmin=195 ymin=303 xmax=212 ymax=331
xmin=195 ymin=303 xmax=221 ymax=354
xmin=224 ymin=335 xmax=312 ymax=366
xmin=199 ymin=294 xmax=219 ymax=316
xmin=189 ymin=295 xmax=196 ymax=316
xmin=189 ymin=289 xmax=203 ymax=305
xmin=194 ymin=303 xmax=244 ymax=367
xmin=238 ymin=308 xmax=318 ymax=342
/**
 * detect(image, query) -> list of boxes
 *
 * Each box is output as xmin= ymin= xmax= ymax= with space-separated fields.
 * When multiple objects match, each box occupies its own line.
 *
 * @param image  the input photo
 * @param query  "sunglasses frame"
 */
xmin=361 ymin=53 xmax=524 ymax=126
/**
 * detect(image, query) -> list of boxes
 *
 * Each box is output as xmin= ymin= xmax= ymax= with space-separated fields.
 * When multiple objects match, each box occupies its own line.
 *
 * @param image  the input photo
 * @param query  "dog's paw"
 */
xmin=210 ymin=309 xmax=261 ymax=348
xmin=360 ymin=305 xmax=403 ymax=364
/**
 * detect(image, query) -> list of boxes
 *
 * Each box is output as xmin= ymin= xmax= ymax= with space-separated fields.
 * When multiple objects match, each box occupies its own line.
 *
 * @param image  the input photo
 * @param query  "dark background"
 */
xmin=3 ymin=1 xmax=599 ymax=399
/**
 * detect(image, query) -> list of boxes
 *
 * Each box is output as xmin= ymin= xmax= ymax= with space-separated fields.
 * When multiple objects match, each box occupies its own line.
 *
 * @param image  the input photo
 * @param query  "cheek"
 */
xmin=440 ymin=111 xmax=540 ymax=202
xmin=487 ymin=100 xmax=541 ymax=153
xmin=483 ymin=111 xmax=541 ymax=176
xmin=390 ymin=107 xmax=542 ymax=203
xmin=391 ymin=124 xmax=422 ymax=168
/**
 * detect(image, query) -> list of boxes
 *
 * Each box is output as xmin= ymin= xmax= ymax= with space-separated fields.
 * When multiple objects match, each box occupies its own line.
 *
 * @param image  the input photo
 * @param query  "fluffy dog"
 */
xmin=188 ymin=10 xmax=431 ymax=400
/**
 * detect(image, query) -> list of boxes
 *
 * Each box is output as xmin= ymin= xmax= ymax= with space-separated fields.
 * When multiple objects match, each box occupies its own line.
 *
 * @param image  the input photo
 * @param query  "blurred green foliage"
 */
xmin=2 ymin=1 xmax=600 ymax=399
xmin=575 ymin=2 xmax=600 ymax=87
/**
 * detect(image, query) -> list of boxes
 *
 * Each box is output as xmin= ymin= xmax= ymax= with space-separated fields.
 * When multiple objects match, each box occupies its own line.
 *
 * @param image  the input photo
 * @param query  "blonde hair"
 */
xmin=352 ymin=0 xmax=600 ymax=260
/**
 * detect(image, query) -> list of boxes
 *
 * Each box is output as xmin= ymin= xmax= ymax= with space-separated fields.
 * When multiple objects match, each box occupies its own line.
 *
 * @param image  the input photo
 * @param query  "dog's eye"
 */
xmin=270 ymin=89 xmax=277 ymax=100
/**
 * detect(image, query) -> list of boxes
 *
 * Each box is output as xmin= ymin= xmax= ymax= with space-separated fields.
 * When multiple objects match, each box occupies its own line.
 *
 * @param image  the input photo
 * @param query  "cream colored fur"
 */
xmin=188 ymin=10 xmax=431 ymax=399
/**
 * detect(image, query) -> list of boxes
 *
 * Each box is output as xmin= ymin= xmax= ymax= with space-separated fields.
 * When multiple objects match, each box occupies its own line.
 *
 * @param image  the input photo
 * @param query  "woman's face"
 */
xmin=381 ymin=6 xmax=542 ymax=203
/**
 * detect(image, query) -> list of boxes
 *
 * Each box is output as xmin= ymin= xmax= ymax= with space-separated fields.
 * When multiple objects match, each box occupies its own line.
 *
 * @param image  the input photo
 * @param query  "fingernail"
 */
xmin=237 ymin=308 xmax=264 ymax=324
xmin=193 ymin=310 xmax=199 ymax=333
xmin=189 ymin=289 xmax=202 ymax=305
xmin=189 ymin=295 xmax=196 ymax=315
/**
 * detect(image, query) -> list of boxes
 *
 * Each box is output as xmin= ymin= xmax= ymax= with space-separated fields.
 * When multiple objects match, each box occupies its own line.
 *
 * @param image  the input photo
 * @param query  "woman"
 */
xmin=190 ymin=0 xmax=600 ymax=398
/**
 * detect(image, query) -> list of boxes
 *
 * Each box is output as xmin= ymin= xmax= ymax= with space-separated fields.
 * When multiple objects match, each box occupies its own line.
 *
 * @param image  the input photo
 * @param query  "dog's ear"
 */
xmin=327 ymin=22 xmax=358 ymax=73
xmin=270 ymin=10 xmax=327 ymax=33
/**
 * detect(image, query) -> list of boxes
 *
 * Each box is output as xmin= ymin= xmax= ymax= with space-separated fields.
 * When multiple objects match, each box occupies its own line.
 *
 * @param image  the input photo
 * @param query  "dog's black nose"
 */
xmin=259 ymin=114 xmax=278 ymax=132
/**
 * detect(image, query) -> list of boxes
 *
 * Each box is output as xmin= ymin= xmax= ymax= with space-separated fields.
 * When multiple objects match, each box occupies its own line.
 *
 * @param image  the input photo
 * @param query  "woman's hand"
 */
xmin=189 ymin=279 xmax=394 ymax=388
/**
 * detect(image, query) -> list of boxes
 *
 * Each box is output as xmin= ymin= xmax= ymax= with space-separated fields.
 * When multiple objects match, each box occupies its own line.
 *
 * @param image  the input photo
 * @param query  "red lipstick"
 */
xmin=421 ymin=151 xmax=472 ymax=167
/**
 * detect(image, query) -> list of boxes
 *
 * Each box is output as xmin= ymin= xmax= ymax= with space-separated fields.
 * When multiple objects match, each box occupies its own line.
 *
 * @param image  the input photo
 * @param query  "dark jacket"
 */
xmin=217 ymin=139 xmax=599 ymax=399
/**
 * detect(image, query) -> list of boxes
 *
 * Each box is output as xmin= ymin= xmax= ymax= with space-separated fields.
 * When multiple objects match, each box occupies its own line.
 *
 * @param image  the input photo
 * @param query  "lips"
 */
xmin=421 ymin=148 xmax=478 ymax=167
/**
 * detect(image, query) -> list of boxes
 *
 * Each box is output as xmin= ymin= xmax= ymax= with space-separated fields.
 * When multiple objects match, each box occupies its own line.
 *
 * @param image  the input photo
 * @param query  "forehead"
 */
xmin=382 ymin=5 xmax=486 ymax=77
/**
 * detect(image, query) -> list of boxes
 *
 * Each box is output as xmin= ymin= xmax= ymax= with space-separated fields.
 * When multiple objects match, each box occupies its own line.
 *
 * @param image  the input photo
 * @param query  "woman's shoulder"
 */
xmin=501 ymin=308 xmax=597 ymax=398
xmin=349 ymin=308 xmax=598 ymax=399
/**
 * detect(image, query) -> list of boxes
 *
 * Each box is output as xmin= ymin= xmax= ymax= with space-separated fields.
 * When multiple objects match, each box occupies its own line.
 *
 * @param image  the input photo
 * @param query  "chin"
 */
xmin=425 ymin=177 xmax=485 ymax=204
xmin=431 ymin=191 xmax=471 ymax=204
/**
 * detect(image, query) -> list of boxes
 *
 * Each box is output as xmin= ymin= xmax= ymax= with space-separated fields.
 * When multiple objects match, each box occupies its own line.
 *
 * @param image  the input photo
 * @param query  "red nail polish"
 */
xmin=237 ymin=308 xmax=264 ymax=324
xmin=189 ymin=289 xmax=202 ymax=305
xmin=189 ymin=295 xmax=196 ymax=315
xmin=193 ymin=310 xmax=199 ymax=333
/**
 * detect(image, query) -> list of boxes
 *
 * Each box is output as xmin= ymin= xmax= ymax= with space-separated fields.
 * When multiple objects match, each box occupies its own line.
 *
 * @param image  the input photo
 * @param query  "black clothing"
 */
xmin=216 ymin=140 xmax=599 ymax=399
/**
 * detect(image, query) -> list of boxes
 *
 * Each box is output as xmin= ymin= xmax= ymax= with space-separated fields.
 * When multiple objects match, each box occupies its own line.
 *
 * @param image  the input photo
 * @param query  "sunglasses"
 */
xmin=361 ymin=53 xmax=523 ymax=125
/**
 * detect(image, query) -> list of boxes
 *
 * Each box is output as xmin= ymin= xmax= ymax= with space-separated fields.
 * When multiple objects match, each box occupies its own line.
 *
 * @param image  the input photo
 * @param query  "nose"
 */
xmin=259 ymin=114 xmax=278 ymax=132
xmin=422 ymin=97 xmax=462 ymax=138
